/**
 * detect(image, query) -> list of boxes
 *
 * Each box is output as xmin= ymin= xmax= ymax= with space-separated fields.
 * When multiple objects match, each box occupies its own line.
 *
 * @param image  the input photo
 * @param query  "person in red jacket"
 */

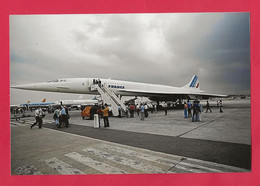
xmin=129 ymin=104 xmax=135 ymax=118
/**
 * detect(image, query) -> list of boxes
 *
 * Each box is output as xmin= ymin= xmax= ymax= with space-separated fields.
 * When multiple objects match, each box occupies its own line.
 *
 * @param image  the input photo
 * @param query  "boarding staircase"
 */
xmin=91 ymin=84 xmax=127 ymax=116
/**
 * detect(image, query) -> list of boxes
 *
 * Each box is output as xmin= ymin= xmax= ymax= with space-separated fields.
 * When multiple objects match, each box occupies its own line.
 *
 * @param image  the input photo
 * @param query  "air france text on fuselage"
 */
xmin=108 ymin=85 xmax=125 ymax=89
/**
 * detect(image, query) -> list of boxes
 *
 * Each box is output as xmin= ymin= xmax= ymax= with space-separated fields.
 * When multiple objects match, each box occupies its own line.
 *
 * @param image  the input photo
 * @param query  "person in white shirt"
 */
xmin=163 ymin=102 xmax=167 ymax=115
xmin=144 ymin=104 xmax=149 ymax=117
xmin=154 ymin=104 xmax=157 ymax=113
xmin=136 ymin=104 xmax=140 ymax=116
xmin=31 ymin=107 xmax=44 ymax=129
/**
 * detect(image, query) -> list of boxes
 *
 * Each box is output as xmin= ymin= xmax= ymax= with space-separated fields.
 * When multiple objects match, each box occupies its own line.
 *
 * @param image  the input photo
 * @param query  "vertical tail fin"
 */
xmin=183 ymin=75 xmax=200 ymax=89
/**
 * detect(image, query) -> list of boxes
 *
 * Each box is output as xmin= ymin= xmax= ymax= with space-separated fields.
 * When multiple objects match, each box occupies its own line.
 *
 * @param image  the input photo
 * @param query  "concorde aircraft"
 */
xmin=11 ymin=75 xmax=227 ymax=102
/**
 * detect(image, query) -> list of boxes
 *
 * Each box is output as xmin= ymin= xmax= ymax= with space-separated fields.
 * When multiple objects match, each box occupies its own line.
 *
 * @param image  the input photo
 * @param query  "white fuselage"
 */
xmin=13 ymin=78 xmax=203 ymax=96
xmin=12 ymin=76 xmax=227 ymax=102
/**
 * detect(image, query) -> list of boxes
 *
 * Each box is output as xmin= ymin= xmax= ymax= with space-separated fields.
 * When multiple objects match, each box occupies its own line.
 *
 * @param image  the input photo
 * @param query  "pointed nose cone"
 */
xmin=11 ymin=82 xmax=51 ymax=91
xmin=11 ymin=83 xmax=36 ymax=90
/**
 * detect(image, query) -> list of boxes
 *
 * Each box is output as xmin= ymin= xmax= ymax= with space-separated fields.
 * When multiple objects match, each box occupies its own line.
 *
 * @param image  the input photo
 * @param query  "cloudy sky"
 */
xmin=10 ymin=13 xmax=250 ymax=105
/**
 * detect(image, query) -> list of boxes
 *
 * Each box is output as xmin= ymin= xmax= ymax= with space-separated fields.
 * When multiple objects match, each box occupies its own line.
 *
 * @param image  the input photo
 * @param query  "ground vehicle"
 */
xmin=81 ymin=106 xmax=97 ymax=120
xmin=81 ymin=106 xmax=91 ymax=119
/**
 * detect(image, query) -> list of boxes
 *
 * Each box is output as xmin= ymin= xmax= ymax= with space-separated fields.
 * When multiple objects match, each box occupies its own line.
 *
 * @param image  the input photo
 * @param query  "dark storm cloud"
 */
xmin=160 ymin=13 xmax=250 ymax=92
xmin=195 ymin=13 xmax=250 ymax=64
xmin=195 ymin=13 xmax=250 ymax=93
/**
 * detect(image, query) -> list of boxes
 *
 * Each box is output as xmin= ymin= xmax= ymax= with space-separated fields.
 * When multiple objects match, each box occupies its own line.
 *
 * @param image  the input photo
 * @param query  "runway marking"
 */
xmin=10 ymin=121 xmax=26 ymax=126
xmin=14 ymin=164 xmax=42 ymax=175
xmin=45 ymin=157 xmax=85 ymax=175
xmin=173 ymin=164 xmax=197 ymax=173
xmin=82 ymin=148 xmax=169 ymax=173
xmin=97 ymin=144 xmax=222 ymax=173
xmin=97 ymin=143 xmax=250 ymax=173
xmin=176 ymin=161 xmax=222 ymax=173
xmin=65 ymin=152 xmax=127 ymax=174
xmin=42 ymin=126 xmax=250 ymax=173
xmin=182 ymin=157 xmax=250 ymax=172
xmin=98 ymin=143 xmax=180 ymax=165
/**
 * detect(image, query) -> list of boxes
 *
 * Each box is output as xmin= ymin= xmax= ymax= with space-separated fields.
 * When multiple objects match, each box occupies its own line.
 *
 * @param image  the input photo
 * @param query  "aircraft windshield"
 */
xmin=47 ymin=79 xmax=67 ymax=83
xmin=47 ymin=79 xmax=59 ymax=83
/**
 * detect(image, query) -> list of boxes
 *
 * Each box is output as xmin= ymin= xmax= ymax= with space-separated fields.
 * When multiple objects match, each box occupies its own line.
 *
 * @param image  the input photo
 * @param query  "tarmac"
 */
xmin=10 ymin=99 xmax=251 ymax=175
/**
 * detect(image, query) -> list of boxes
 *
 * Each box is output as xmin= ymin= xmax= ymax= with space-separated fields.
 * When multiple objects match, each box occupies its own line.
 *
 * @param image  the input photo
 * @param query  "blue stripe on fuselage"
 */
xmin=189 ymin=77 xmax=195 ymax=87
xmin=189 ymin=75 xmax=197 ymax=87
xmin=192 ymin=76 xmax=198 ymax=87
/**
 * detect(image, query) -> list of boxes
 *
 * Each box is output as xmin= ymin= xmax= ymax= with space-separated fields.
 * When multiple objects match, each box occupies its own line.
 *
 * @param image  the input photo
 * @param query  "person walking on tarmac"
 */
xmin=192 ymin=100 xmax=199 ymax=122
xmin=53 ymin=108 xmax=60 ymax=127
xmin=31 ymin=107 xmax=44 ymax=129
xmin=129 ymin=104 xmax=135 ymax=118
xmin=102 ymin=103 xmax=110 ymax=127
xmin=97 ymin=105 xmax=102 ymax=127
xmin=205 ymin=100 xmax=212 ymax=113
xmin=144 ymin=103 xmax=149 ymax=118
xmin=118 ymin=105 xmax=122 ymax=118
xmin=219 ymin=100 xmax=223 ymax=113
xmin=64 ymin=106 xmax=70 ymax=127
xmin=187 ymin=100 xmax=192 ymax=117
xmin=184 ymin=102 xmax=188 ymax=118
xmin=163 ymin=102 xmax=168 ymax=115
xmin=126 ymin=105 xmax=130 ymax=118
xmin=197 ymin=101 xmax=203 ymax=121
xmin=59 ymin=106 xmax=69 ymax=128
xmin=140 ymin=103 xmax=145 ymax=120
xmin=136 ymin=104 xmax=140 ymax=116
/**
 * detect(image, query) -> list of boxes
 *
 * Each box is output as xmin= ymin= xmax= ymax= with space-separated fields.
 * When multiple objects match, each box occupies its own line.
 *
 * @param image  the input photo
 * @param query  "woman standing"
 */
xmin=184 ymin=102 xmax=188 ymax=118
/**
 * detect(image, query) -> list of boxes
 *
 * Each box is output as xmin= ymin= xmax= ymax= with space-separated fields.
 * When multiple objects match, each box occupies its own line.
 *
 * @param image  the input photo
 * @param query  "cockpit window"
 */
xmin=47 ymin=79 xmax=59 ymax=83
xmin=47 ymin=79 xmax=67 ymax=83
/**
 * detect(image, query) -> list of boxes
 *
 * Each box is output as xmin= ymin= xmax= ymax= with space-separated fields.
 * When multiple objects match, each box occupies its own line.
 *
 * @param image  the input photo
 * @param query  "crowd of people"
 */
xmin=183 ymin=99 xmax=224 ymax=122
xmin=120 ymin=99 xmax=223 ymax=122
xmin=30 ymin=105 xmax=70 ymax=129
xmin=53 ymin=106 xmax=70 ymax=128
xmin=30 ymin=99 xmax=223 ymax=129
